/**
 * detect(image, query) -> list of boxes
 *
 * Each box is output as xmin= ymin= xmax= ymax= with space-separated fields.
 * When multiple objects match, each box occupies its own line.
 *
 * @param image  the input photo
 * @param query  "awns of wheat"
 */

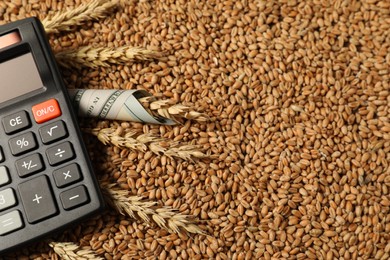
xmin=50 ymin=242 xmax=104 ymax=260
xmin=102 ymin=184 xmax=205 ymax=235
xmin=55 ymin=46 xmax=163 ymax=69
xmin=42 ymin=0 xmax=161 ymax=69
xmin=86 ymin=126 xmax=208 ymax=162
xmin=42 ymin=0 xmax=118 ymax=34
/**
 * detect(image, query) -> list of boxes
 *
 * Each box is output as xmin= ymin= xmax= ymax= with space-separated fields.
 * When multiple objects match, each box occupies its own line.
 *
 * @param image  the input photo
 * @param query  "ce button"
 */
xmin=2 ymin=111 xmax=31 ymax=134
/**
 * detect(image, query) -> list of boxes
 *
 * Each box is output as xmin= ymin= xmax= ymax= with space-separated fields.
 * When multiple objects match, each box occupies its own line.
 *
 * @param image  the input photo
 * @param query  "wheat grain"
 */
xmin=55 ymin=46 xmax=162 ymax=68
xmin=2 ymin=0 xmax=390 ymax=259
xmin=42 ymin=0 xmax=118 ymax=34
xmin=50 ymin=242 xmax=103 ymax=260
xmin=102 ymin=184 xmax=205 ymax=235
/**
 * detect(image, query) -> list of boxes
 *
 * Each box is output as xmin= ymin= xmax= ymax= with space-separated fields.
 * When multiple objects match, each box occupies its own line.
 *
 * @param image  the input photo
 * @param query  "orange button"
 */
xmin=32 ymin=99 xmax=62 ymax=124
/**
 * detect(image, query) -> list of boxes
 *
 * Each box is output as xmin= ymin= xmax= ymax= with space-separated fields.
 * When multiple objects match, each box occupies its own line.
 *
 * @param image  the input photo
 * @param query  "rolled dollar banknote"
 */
xmin=68 ymin=89 xmax=176 ymax=125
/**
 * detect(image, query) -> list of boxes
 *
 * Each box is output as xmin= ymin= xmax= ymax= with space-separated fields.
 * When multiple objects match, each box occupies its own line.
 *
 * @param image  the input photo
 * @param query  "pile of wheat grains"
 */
xmin=1 ymin=0 xmax=389 ymax=259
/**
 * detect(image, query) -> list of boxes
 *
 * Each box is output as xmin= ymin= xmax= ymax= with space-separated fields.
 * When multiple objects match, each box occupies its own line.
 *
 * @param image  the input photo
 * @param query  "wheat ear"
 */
xmin=50 ymin=242 xmax=103 ymax=260
xmin=103 ymin=184 xmax=205 ymax=235
xmin=85 ymin=126 xmax=207 ymax=161
xmin=139 ymin=96 xmax=209 ymax=123
xmin=55 ymin=46 xmax=162 ymax=68
xmin=42 ymin=0 xmax=118 ymax=34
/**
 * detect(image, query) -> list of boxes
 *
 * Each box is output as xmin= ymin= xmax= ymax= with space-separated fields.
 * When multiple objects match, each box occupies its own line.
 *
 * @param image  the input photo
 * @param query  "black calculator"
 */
xmin=0 ymin=18 xmax=104 ymax=254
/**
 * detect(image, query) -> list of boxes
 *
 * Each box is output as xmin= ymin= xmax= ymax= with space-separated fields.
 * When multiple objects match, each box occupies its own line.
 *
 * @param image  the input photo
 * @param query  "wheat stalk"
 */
xmin=50 ymin=242 xmax=103 ymax=260
xmin=85 ymin=126 xmax=207 ymax=161
xmin=55 ymin=46 xmax=162 ymax=68
xmin=102 ymin=184 xmax=205 ymax=235
xmin=42 ymin=0 xmax=118 ymax=34
xmin=139 ymin=96 xmax=209 ymax=123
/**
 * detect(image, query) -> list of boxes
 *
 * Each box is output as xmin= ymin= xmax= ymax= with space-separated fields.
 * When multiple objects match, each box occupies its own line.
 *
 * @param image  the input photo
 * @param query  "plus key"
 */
xmin=18 ymin=176 xmax=57 ymax=223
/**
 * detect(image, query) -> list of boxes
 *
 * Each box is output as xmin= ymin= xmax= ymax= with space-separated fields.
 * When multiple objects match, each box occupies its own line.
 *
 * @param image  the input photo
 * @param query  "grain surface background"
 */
xmin=1 ymin=0 xmax=389 ymax=259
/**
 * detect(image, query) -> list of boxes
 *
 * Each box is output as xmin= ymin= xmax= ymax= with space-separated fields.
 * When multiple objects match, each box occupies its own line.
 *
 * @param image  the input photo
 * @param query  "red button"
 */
xmin=32 ymin=99 xmax=62 ymax=124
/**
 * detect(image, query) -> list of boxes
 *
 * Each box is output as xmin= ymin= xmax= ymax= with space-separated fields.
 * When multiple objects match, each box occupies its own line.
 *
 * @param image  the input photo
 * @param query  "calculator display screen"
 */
xmin=0 ymin=52 xmax=43 ymax=103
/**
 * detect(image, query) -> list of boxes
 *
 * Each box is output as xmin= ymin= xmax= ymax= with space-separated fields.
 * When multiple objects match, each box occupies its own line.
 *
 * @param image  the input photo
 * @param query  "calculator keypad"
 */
xmin=0 ymin=99 xmax=92 ymax=237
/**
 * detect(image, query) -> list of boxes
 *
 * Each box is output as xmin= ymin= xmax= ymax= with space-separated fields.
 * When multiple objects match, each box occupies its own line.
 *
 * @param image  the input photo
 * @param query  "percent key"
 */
xmin=9 ymin=132 xmax=37 ymax=156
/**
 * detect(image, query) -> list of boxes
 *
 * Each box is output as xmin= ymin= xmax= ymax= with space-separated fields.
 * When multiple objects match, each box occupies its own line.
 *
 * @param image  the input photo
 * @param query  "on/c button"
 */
xmin=32 ymin=99 xmax=62 ymax=124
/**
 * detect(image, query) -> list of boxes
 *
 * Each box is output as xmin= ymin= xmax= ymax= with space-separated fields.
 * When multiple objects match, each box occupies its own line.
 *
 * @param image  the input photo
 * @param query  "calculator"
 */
xmin=0 ymin=18 xmax=104 ymax=254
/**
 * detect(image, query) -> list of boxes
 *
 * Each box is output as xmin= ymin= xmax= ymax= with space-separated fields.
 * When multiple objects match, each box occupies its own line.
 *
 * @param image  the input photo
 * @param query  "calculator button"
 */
xmin=2 ymin=111 xmax=30 ymax=134
xmin=46 ymin=142 xmax=75 ymax=166
xmin=53 ymin=163 xmax=82 ymax=188
xmin=60 ymin=185 xmax=89 ymax=210
xmin=0 ymin=166 xmax=10 ymax=187
xmin=0 ymin=210 xmax=23 ymax=236
xmin=0 ymin=146 xmax=4 ymax=163
xmin=39 ymin=120 xmax=68 ymax=144
xmin=0 ymin=188 xmax=17 ymax=211
xmin=18 ymin=175 xmax=57 ymax=223
xmin=32 ymin=99 xmax=62 ymax=124
xmin=9 ymin=132 xmax=37 ymax=156
xmin=15 ymin=154 xmax=44 ymax=177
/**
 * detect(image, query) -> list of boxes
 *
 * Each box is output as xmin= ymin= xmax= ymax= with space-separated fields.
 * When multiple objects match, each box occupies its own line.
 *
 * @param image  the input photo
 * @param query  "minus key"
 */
xmin=60 ymin=185 xmax=89 ymax=210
